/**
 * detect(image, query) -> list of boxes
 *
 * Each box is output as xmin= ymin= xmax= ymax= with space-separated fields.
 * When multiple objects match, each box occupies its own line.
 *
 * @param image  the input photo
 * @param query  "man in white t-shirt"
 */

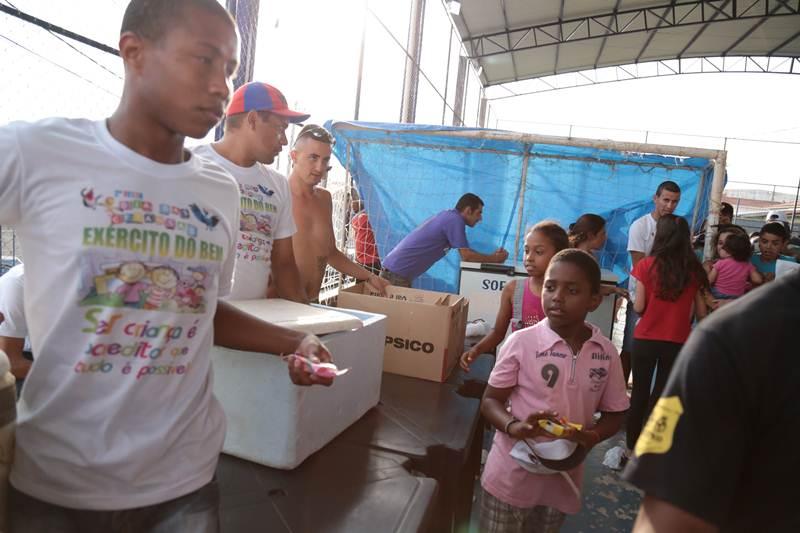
xmin=621 ymin=180 xmax=681 ymax=381
xmin=0 ymin=2 xmax=333 ymax=532
xmin=0 ymin=263 xmax=32 ymax=396
xmin=194 ymin=82 xmax=308 ymax=301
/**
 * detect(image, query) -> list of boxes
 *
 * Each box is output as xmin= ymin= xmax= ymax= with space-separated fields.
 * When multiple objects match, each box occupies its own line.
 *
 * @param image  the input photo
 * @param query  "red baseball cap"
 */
xmin=226 ymin=82 xmax=310 ymax=123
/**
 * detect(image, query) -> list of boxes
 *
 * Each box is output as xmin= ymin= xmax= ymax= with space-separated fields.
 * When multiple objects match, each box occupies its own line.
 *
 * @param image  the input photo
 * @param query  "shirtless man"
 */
xmin=288 ymin=124 xmax=389 ymax=301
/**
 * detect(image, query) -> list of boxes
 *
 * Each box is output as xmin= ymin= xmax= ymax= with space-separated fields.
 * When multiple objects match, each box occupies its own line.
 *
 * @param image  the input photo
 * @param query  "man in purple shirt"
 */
xmin=381 ymin=193 xmax=509 ymax=286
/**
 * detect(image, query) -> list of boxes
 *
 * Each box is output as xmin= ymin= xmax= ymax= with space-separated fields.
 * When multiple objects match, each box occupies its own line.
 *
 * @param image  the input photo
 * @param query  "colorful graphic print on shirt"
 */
xmin=75 ymin=187 xmax=226 ymax=380
xmin=237 ymin=183 xmax=278 ymax=263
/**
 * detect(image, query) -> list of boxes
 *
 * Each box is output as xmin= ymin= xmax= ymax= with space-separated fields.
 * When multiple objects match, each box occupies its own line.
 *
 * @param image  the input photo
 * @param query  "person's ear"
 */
xmin=118 ymin=32 xmax=146 ymax=74
xmin=588 ymin=290 xmax=603 ymax=312
xmin=246 ymin=111 xmax=259 ymax=131
xmin=290 ymin=149 xmax=298 ymax=164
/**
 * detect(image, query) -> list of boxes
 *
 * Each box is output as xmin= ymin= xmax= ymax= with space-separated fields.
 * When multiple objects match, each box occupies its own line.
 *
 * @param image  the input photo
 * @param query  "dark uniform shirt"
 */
xmin=623 ymin=271 xmax=800 ymax=532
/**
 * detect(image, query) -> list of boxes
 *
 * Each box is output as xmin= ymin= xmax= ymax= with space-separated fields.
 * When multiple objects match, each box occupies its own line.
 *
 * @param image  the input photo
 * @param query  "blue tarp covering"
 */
xmin=326 ymin=121 xmax=715 ymax=294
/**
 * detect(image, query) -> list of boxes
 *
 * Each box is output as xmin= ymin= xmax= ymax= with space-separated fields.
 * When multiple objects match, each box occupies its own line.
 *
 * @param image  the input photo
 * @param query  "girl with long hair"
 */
xmin=626 ymin=215 xmax=708 ymax=456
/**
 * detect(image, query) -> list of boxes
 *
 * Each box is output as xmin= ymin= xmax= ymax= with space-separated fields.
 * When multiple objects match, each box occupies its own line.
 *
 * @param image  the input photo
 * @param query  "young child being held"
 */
xmin=478 ymin=250 xmax=630 ymax=532
xmin=460 ymin=221 xmax=569 ymax=371
xmin=708 ymin=232 xmax=762 ymax=299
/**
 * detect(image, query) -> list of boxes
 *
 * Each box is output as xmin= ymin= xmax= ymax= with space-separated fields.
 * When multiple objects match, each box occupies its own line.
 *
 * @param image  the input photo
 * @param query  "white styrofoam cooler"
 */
xmin=458 ymin=262 xmax=619 ymax=337
xmin=211 ymin=302 xmax=386 ymax=469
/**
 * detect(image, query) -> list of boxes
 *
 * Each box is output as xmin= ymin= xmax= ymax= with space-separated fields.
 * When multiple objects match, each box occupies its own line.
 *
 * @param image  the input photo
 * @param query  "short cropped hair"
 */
xmin=121 ymin=0 xmax=233 ymax=41
xmin=548 ymin=249 xmax=602 ymax=294
xmin=455 ymin=193 xmax=484 ymax=212
xmin=760 ymin=222 xmax=789 ymax=241
xmin=656 ymin=180 xmax=681 ymax=196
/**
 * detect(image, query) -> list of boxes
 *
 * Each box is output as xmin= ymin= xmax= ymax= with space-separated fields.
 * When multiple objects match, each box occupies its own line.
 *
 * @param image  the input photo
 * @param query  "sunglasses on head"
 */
xmin=296 ymin=125 xmax=335 ymax=145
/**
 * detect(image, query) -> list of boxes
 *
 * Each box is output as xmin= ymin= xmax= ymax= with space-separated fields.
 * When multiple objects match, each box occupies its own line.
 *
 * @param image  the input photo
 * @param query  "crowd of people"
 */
xmin=458 ymin=179 xmax=798 ymax=532
xmin=0 ymin=1 xmax=797 ymax=532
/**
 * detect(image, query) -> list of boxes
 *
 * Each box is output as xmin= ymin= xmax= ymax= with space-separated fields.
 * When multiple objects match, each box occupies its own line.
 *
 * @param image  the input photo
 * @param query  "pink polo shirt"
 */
xmin=481 ymin=319 xmax=630 ymax=513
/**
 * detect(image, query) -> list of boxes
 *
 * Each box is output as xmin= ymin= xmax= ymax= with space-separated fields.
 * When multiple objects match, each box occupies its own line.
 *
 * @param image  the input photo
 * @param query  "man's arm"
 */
xmin=271 ymin=237 xmax=309 ymax=303
xmin=213 ymin=300 xmax=332 ymax=386
xmin=630 ymin=251 xmax=646 ymax=268
xmin=0 ymin=336 xmax=29 ymax=380
xmin=458 ymin=248 xmax=509 ymax=263
xmin=633 ymin=496 xmax=717 ymax=533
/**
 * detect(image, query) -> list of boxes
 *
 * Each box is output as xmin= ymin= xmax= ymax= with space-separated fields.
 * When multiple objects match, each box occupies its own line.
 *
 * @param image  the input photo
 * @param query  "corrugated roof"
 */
xmin=451 ymin=0 xmax=800 ymax=88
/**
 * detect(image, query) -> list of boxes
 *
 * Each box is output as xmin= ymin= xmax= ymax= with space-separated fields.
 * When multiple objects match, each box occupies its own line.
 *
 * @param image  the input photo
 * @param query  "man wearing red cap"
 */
xmin=194 ymin=81 xmax=309 ymax=302
xmin=289 ymin=125 xmax=390 ymax=301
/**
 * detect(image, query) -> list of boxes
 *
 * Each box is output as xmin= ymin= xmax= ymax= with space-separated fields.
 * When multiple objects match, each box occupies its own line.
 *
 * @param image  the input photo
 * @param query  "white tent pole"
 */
xmin=513 ymin=149 xmax=531 ymax=264
xmin=703 ymin=152 xmax=727 ymax=261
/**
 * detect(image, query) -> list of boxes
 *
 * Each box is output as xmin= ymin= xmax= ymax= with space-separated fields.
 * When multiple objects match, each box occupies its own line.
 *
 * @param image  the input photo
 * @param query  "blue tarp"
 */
xmin=327 ymin=121 xmax=715 ymax=294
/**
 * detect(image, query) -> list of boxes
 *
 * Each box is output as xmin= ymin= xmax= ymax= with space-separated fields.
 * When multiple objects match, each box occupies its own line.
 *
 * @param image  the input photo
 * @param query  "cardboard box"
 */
xmin=337 ymin=283 xmax=468 ymax=382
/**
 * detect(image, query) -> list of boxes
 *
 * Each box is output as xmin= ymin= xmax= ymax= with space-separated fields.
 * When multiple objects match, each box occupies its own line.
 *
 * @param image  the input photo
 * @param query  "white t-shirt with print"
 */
xmin=627 ymin=213 xmax=657 ymax=297
xmin=193 ymin=144 xmax=296 ymax=300
xmin=0 ymin=263 xmax=31 ymax=352
xmin=0 ymin=118 xmax=240 ymax=510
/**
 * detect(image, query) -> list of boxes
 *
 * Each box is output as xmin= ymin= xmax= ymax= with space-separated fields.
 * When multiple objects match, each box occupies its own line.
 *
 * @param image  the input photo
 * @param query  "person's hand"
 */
xmin=560 ymin=426 xmax=601 ymax=449
xmin=287 ymin=334 xmax=334 ymax=387
xmin=763 ymin=272 xmax=776 ymax=283
xmin=507 ymin=411 xmax=561 ymax=440
xmin=366 ymin=273 xmax=390 ymax=295
xmin=460 ymin=348 xmax=479 ymax=371
xmin=493 ymin=248 xmax=509 ymax=263
xmin=703 ymin=259 xmax=715 ymax=273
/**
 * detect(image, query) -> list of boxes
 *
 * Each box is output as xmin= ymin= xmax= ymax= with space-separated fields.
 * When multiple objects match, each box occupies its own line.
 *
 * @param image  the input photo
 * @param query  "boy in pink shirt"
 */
xmin=480 ymin=250 xmax=630 ymax=532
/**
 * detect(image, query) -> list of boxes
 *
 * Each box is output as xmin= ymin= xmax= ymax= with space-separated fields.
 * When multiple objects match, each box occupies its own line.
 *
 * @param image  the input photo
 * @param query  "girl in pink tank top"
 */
xmin=460 ymin=221 xmax=569 ymax=371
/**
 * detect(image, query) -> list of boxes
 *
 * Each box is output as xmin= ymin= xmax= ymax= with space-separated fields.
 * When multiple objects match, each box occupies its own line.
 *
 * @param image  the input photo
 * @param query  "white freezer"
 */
xmin=211 ymin=300 xmax=387 ymax=469
xmin=458 ymin=262 xmax=619 ymax=338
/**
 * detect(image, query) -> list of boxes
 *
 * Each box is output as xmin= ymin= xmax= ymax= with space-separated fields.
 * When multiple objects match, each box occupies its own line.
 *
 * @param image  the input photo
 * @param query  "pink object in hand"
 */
xmin=288 ymin=354 xmax=349 ymax=378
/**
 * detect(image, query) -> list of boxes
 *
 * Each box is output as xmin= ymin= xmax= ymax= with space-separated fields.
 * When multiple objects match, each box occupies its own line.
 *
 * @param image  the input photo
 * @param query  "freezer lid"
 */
xmin=460 ymin=261 xmax=527 ymax=276
xmin=226 ymin=298 xmax=363 ymax=335
xmin=461 ymin=262 xmax=618 ymax=282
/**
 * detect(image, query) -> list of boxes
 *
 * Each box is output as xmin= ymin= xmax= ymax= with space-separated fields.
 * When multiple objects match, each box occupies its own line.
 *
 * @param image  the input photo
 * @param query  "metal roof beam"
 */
xmin=485 ymin=55 xmax=800 ymax=93
xmin=499 ymin=0 xmax=519 ymax=81
xmin=593 ymin=0 xmax=622 ymax=69
xmin=636 ymin=0 xmax=679 ymax=63
xmin=723 ymin=0 xmax=800 ymax=55
xmin=768 ymin=29 xmax=800 ymax=54
xmin=677 ymin=0 xmax=734 ymax=59
xmin=464 ymin=0 xmax=800 ymax=59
